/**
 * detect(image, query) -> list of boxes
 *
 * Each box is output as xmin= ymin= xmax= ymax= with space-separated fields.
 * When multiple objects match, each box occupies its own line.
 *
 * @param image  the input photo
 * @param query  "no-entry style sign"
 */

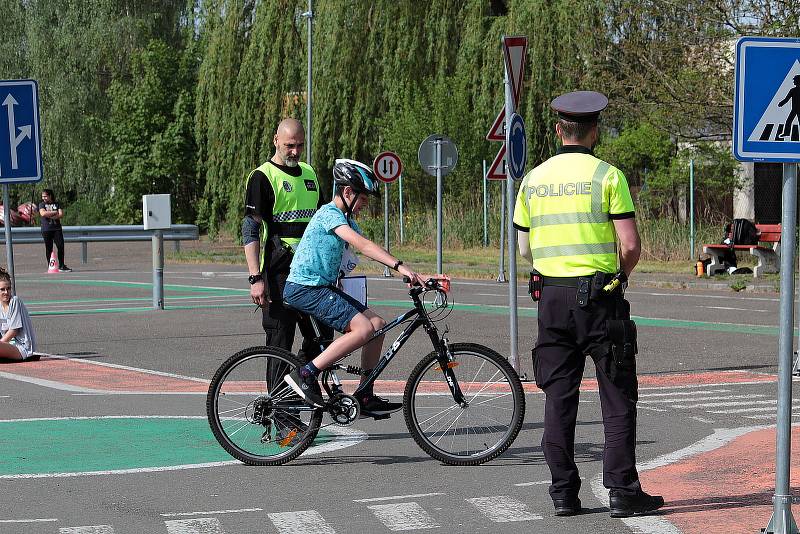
xmin=373 ymin=151 xmax=403 ymax=183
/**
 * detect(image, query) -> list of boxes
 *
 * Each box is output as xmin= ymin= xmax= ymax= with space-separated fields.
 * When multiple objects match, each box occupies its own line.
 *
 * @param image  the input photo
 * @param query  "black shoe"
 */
xmin=58 ymin=266 xmax=72 ymax=272
xmin=359 ymin=394 xmax=402 ymax=417
xmin=553 ymin=497 xmax=582 ymax=516
xmin=284 ymin=369 xmax=324 ymax=408
xmin=609 ymin=490 xmax=664 ymax=518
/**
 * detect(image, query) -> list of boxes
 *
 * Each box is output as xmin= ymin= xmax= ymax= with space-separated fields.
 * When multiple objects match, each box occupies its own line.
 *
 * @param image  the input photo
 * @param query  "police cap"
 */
xmin=550 ymin=90 xmax=608 ymax=123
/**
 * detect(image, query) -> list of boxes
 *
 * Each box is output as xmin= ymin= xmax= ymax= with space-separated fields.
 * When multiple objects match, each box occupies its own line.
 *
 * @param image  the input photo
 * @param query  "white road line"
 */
xmin=639 ymin=389 xmax=731 ymax=398
xmin=0 ymin=518 xmax=59 ymax=523
xmin=690 ymin=416 xmax=716 ymax=424
xmin=39 ymin=352 xmax=210 ymax=383
xmin=513 ymin=480 xmax=550 ymax=486
xmin=59 ymin=527 xmax=115 ymax=534
xmin=671 ymin=399 xmax=780 ymax=409
xmin=354 ymin=493 xmax=444 ymax=503
xmin=709 ymin=406 xmax=798 ymax=414
xmin=268 ymin=510 xmax=336 ymax=534
xmin=367 ymin=502 xmax=439 ymax=531
xmin=162 ymin=508 xmax=262 ymax=517
xmin=638 ymin=380 xmax=777 ymax=393
xmin=466 ymin=496 xmax=543 ymax=522
xmin=702 ymin=306 xmax=769 ymax=312
xmin=639 ymin=394 xmax=764 ymax=404
xmin=0 ymin=371 xmax=102 ymax=392
xmin=165 ymin=517 xmax=224 ymax=534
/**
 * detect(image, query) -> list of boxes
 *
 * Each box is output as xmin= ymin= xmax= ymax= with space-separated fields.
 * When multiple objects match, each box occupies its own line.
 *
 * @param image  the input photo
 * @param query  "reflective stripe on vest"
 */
xmin=527 ymin=157 xmax=618 ymax=276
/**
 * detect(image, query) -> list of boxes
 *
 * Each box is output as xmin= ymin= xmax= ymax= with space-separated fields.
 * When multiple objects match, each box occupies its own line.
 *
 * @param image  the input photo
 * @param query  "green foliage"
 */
xmin=102 ymin=38 xmax=199 ymax=223
xmin=59 ymin=199 xmax=111 ymax=226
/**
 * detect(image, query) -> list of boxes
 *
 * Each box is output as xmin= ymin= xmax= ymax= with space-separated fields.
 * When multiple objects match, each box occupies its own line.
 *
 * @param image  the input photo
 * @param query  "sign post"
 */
xmin=373 ymin=151 xmax=403 ymax=277
xmin=734 ymin=36 xmax=800 ymax=534
xmin=0 ymin=79 xmax=43 ymax=294
xmin=418 ymin=135 xmax=458 ymax=274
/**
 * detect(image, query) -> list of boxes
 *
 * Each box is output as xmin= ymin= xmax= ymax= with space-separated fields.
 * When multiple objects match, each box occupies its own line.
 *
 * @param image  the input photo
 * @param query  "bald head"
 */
xmin=273 ymin=118 xmax=305 ymax=167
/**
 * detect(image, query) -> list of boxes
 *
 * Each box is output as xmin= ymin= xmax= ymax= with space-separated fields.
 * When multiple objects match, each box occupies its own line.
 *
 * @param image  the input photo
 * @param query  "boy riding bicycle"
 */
xmin=283 ymin=159 xmax=425 ymax=417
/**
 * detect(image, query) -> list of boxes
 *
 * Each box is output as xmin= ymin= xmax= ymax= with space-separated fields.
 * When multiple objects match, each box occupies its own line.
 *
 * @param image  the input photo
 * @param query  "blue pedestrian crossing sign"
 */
xmin=734 ymin=37 xmax=800 ymax=162
xmin=0 ymin=80 xmax=42 ymax=183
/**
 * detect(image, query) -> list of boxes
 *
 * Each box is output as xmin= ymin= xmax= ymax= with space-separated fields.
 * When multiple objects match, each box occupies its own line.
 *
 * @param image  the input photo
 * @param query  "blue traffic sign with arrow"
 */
xmin=508 ymin=113 xmax=527 ymax=180
xmin=734 ymin=37 xmax=800 ymax=162
xmin=0 ymin=79 xmax=42 ymax=183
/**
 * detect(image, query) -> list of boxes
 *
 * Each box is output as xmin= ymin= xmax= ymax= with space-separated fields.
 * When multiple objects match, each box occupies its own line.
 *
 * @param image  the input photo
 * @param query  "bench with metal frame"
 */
xmin=702 ymin=223 xmax=781 ymax=278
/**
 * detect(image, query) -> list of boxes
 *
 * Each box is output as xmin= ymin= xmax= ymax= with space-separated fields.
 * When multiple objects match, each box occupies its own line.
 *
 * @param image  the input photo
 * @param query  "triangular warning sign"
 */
xmin=487 ymin=145 xmax=507 ymax=180
xmin=747 ymin=59 xmax=800 ymax=142
xmin=486 ymin=110 xmax=505 ymax=141
xmin=503 ymin=36 xmax=528 ymax=108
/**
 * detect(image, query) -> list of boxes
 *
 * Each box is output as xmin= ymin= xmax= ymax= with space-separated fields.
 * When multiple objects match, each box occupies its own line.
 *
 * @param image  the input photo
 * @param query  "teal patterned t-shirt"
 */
xmin=287 ymin=202 xmax=361 ymax=286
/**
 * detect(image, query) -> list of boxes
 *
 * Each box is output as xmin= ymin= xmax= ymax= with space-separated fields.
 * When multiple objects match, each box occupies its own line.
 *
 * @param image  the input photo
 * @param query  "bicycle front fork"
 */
xmin=436 ymin=332 xmax=467 ymax=407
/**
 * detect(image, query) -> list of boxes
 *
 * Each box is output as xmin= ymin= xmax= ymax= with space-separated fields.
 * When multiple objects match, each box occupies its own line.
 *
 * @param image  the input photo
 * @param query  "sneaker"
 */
xmin=359 ymin=394 xmax=403 ymax=417
xmin=608 ymin=489 xmax=665 ymax=518
xmin=284 ymin=368 xmax=325 ymax=408
xmin=58 ymin=266 xmax=72 ymax=272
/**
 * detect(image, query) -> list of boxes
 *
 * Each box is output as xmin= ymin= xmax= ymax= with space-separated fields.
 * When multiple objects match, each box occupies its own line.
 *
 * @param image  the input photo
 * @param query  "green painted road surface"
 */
xmin=0 ymin=417 xmax=332 ymax=477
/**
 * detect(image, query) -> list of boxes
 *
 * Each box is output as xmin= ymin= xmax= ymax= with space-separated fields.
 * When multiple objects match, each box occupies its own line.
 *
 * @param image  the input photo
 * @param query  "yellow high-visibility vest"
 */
xmin=513 ymin=149 xmax=635 ymax=277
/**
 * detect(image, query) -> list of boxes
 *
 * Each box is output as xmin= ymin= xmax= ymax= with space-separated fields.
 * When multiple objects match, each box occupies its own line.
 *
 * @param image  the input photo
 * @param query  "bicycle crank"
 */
xmin=328 ymin=393 xmax=360 ymax=426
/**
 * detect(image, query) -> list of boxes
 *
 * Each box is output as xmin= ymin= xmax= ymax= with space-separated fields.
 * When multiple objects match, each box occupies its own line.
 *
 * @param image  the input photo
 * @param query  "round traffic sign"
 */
xmin=373 ymin=151 xmax=403 ymax=183
xmin=418 ymin=134 xmax=458 ymax=177
xmin=508 ymin=113 xmax=527 ymax=181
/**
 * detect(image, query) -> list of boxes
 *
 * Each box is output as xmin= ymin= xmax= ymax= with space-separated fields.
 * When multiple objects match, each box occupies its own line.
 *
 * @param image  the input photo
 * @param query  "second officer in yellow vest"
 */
xmin=513 ymin=91 xmax=664 ymax=518
xmin=243 ymin=118 xmax=332 ymax=360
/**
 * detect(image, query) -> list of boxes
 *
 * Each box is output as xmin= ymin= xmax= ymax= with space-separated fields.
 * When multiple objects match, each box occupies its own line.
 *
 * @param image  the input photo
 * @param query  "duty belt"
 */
xmin=541 ymin=274 xmax=613 ymax=287
xmin=268 ymin=221 xmax=308 ymax=238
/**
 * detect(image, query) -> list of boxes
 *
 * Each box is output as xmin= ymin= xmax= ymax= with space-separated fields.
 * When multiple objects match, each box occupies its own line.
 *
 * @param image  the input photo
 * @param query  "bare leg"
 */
xmin=0 ymin=342 xmax=24 ymax=361
xmin=359 ymin=309 xmax=386 ymax=383
xmin=310 ymin=312 xmax=376 ymax=370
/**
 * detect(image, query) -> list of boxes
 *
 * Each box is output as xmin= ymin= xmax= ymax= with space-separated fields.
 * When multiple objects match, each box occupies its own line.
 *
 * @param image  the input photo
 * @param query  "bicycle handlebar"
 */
xmin=402 ymin=276 xmax=450 ymax=293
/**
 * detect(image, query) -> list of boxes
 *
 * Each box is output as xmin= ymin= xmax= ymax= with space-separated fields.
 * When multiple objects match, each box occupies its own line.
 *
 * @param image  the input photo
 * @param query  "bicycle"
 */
xmin=206 ymin=277 xmax=525 ymax=466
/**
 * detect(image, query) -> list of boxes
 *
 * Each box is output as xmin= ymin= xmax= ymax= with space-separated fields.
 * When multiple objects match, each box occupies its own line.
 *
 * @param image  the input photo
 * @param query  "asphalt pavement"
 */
xmin=0 ymin=240 xmax=798 ymax=534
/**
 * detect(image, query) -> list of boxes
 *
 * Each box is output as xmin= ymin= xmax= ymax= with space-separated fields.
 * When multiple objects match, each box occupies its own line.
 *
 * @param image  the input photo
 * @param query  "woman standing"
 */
xmin=38 ymin=189 xmax=71 ymax=272
xmin=0 ymin=268 xmax=37 ymax=361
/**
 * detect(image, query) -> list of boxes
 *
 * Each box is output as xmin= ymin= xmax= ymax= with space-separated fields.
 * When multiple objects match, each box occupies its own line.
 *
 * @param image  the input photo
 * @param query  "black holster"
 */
xmin=266 ymin=235 xmax=293 ymax=273
xmin=606 ymin=297 xmax=637 ymax=382
xmin=528 ymin=270 xmax=543 ymax=302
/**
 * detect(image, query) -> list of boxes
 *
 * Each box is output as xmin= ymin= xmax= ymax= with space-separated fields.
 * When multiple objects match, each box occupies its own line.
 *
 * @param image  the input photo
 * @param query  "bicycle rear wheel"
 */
xmin=207 ymin=346 xmax=323 ymax=466
xmin=404 ymin=343 xmax=525 ymax=465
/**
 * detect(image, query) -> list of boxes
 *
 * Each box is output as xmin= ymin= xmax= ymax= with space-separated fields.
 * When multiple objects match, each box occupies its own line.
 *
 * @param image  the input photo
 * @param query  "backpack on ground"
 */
xmin=731 ymin=218 xmax=759 ymax=246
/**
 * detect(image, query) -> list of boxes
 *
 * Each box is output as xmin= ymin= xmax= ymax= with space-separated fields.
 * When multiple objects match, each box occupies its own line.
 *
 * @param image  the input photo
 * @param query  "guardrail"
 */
xmin=0 ymin=224 xmax=199 ymax=263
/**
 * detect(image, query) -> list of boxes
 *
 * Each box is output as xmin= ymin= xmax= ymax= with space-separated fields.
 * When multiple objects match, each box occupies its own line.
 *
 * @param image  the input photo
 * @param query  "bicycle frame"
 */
xmin=312 ymin=286 xmax=466 ymax=406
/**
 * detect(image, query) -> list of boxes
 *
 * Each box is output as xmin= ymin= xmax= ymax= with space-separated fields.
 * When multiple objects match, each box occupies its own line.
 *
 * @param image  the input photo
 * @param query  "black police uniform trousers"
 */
xmin=533 ymin=284 xmax=642 ymax=501
xmin=263 ymin=264 xmax=333 ymax=362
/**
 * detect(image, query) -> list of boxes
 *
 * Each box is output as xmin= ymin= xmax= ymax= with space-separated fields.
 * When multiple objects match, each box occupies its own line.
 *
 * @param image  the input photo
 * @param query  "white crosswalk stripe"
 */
xmin=367 ymin=502 xmax=439 ymax=531
xmin=466 ymin=496 xmax=542 ymax=522
xmin=268 ymin=510 xmax=337 ymax=534
xmin=165 ymin=518 xmax=224 ymax=534
xmin=639 ymin=394 xmax=763 ymax=404
xmin=670 ymin=399 xmax=778 ymax=409
xmin=59 ymin=527 xmax=115 ymax=534
xmin=639 ymin=389 xmax=731 ymax=398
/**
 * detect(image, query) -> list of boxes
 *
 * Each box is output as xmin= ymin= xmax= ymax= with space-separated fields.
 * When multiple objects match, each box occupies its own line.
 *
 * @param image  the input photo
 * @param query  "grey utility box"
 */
xmin=143 ymin=194 xmax=171 ymax=230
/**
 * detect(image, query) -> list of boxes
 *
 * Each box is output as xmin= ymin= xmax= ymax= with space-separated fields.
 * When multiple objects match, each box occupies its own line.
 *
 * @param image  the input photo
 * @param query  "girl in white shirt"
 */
xmin=0 ymin=268 xmax=36 ymax=361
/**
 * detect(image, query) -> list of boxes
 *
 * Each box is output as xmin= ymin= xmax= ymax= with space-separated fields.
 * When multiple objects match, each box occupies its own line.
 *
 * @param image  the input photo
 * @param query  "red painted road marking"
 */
xmin=640 ymin=426 xmax=800 ymax=534
xmin=0 ymin=358 xmax=778 ymax=394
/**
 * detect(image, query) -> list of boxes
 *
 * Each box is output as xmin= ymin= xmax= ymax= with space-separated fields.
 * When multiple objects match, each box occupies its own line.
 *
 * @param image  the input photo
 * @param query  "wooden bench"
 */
xmin=702 ymin=223 xmax=781 ymax=278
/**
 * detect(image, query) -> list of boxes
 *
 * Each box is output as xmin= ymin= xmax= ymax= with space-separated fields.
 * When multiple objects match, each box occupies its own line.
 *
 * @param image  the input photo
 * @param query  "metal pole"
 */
xmin=81 ymin=242 xmax=88 ymax=264
xmin=399 ymin=175 xmax=404 ymax=244
xmin=152 ymin=230 xmax=164 ymax=310
xmin=689 ymin=159 xmax=695 ymax=259
xmin=503 ymin=43 xmax=519 ymax=373
xmin=3 ymin=185 xmax=15 ymax=294
xmin=435 ymin=139 xmax=443 ymax=274
xmin=497 ymin=178 xmax=506 ymax=283
xmin=483 ymin=160 xmax=488 ymax=247
xmin=305 ymin=0 xmax=313 ymax=167
xmin=383 ymin=183 xmax=391 ymax=277
xmin=763 ymin=162 xmax=799 ymax=534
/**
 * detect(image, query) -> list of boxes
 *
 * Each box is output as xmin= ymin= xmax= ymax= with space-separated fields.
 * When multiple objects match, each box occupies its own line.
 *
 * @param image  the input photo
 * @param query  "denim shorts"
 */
xmin=283 ymin=281 xmax=367 ymax=333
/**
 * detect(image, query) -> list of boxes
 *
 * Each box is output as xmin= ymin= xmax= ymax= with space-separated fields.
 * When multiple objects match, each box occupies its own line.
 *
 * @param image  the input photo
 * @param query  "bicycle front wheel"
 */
xmin=207 ymin=346 xmax=323 ymax=466
xmin=404 ymin=343 xmax=525 ymax=465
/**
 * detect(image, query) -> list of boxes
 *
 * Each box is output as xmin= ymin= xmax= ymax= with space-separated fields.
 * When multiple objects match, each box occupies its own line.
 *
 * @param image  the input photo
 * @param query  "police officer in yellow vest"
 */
xmin=514 ymin=91 xmax=664 ymax=518
xmin=243 ymin=118 xmax=333 ymax=359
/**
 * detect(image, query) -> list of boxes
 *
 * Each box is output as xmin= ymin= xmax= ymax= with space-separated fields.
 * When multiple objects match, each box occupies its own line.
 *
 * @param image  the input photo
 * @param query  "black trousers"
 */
xmin=533 ymin=285 xmax=641 ymax=500
xmin=263 ymin=266 xmax=332 ymax=362
xmin=42 ymin=228 xmax=65 ymax=268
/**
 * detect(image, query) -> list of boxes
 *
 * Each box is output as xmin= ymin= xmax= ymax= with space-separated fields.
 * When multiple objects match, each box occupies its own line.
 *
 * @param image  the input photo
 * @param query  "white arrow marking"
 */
xmin=3 ymin=94 xmax=32 ymax=170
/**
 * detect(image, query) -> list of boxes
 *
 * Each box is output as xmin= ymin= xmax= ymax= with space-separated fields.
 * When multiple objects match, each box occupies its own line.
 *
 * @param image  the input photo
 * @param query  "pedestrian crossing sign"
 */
xmin=734 ymin=37 xmax=800 ymax=162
